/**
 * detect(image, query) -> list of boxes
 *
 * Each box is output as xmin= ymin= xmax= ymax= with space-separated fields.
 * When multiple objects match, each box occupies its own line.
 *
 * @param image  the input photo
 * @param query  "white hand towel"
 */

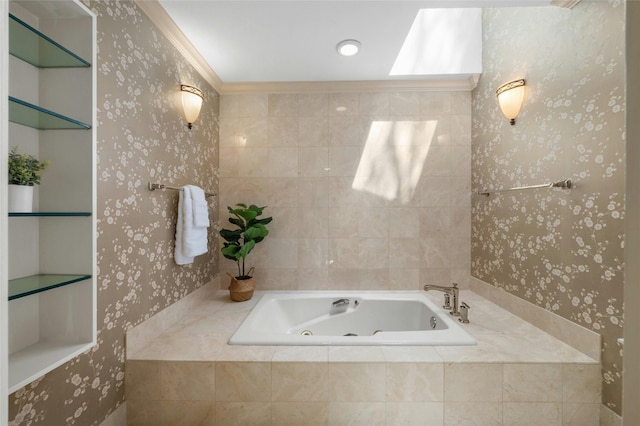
xmin=174 ymin=189 xmax=194 ymax=265
xmin=175 ymin=186 xmax=210 ymax=265
xmin=189 ymin=185 xmax=210 ymax=228
xmin=181 ymin=186 xmax=208 ymax=258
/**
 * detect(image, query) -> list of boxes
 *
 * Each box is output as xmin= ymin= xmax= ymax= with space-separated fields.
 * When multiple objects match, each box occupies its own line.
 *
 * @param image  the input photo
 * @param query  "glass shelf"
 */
xmin=9 ymin=14 xmax=90 ymax=68
xmin=9 ymin=274 xmax=91 ymax=301
xmin=9 ymin=212 xmax=91 ymax=217
xmin=9 ymin=96 xmax=91 ymax=130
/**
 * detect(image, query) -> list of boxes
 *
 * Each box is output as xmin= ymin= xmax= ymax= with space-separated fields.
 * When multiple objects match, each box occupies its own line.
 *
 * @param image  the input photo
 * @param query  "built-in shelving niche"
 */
xmin=9 ymin=212 xmax=92 ymax=217
xmin=9 ymin=274 xmax=92 ymax=301
xmin=9 ymin=13 xmax=90 ymax=68
xmin=6 ymin=0 xmax=96 ymax=393
xmin=9 ymin=96 xmax=91 ymax=130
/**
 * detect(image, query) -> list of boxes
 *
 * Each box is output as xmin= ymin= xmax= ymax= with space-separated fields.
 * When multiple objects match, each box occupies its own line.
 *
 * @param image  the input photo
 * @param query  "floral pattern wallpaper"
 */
xmin=6 ymin=0 xmax=626 ymax=422
xmin=9 ymin=0 xmax=219 ymax=424
xmin=472 ymin=1 xmax=625 ymax=414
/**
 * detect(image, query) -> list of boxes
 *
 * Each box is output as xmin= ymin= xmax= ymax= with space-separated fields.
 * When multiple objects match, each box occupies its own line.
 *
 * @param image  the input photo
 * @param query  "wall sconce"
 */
xmin=496 ymin=79 xmax=525 ymax=125
xmin=180 ymin=84 xmax=204 ymax=129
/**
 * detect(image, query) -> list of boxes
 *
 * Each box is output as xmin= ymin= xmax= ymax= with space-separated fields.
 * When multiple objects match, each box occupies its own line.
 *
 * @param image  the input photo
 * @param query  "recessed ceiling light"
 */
xmin=336 ymin=39 xmax=361 ymax=57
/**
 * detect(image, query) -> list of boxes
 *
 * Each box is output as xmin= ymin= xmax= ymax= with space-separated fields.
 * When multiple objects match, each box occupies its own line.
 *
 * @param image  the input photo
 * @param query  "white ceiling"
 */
xmin=158 ymin=0 xmax=553 ymax=84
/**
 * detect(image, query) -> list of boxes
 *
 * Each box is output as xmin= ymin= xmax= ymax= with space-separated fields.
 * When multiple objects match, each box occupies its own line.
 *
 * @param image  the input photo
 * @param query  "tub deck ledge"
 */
xmin=127 ymin=290 xmax=597 ymax=365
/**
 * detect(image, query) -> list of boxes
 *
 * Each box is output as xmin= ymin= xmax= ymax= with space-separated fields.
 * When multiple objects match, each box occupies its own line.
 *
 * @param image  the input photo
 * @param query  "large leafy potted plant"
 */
xmin=220 ymin=203 xmax=272 ymax=301
xmin=8 ymin=146 xmax=49 ymax=213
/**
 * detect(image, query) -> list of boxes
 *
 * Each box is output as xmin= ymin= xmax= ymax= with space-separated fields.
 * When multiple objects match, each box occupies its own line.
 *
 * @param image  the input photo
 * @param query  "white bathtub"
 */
xmin=228 ymin=291 xmax=477 ymax=346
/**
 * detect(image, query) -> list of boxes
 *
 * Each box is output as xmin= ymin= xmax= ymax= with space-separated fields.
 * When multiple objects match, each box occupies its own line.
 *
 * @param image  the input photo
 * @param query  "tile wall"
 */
xmin=218 ymin=91 xmax=471 ymax=291
xmin=126 ymin=359 xmax=601 ymax=426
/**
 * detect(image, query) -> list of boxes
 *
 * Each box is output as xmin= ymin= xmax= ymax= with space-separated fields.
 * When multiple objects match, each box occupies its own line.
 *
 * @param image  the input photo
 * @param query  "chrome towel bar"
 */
xmin=477 ymin=179 xmax=573 ymax=196
xmin=148 ymin=182 xmax=216 ymax=198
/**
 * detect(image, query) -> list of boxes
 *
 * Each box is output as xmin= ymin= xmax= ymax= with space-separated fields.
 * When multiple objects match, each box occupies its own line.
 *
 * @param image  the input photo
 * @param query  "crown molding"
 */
xmin=221 ymin=75 xmax=479 ymax=95
xmin=133 ymin=0 xmax=223 ymax=93
xmin=550 ymin=0 xmax=582 ymax=9
xmin=135 ymin=0 xmax=479 ymax=95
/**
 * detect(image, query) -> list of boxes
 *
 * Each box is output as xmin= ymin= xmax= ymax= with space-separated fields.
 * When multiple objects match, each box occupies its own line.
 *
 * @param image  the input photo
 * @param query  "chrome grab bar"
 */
xmin=148 ymin=181 xmax=216 ymax=198
xmin=477 ymin=179 xmax=572 ymax=196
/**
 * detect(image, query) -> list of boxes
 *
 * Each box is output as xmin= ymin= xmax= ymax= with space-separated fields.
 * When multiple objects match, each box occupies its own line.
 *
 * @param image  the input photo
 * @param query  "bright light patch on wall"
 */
xmin=352 ymin=121 xmax=436 ymax=204
xmin=389 ymin=8 xmax=482 ymax=77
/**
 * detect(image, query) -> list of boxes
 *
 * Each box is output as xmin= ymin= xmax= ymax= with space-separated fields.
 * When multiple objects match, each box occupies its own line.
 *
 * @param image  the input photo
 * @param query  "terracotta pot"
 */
xmin=227 ymin=267 xmax=255 ymax=302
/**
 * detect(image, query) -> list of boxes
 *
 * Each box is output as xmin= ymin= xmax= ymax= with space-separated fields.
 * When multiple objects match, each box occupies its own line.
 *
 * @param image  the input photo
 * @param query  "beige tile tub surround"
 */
xmin=125 ymin=278 xmax=219 ymax=355
xmin=470 ymin=277 xmax=601 ymax=361
xmin=126 ymin=290 xmax=600 ymax=425
xmin=600 ymin=404 xmax=623 ymax=426
xmin=219 ymin=91 xmax=472 ymax=292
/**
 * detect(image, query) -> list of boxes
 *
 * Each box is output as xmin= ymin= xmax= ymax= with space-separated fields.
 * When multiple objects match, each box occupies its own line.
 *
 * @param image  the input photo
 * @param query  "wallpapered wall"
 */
xmin=9 ymin=1 xmax=219 ymax=424
xmin=219 ymin=91 xmax=471 ymax=291
xmin=471 ymin=2 xmax=625 ymax=414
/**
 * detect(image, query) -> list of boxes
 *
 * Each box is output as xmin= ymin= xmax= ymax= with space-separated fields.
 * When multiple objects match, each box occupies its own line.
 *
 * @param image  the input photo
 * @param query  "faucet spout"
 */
xmin=331 ymin=298 xmax=350 ymax=309
xmin=423 ymin=283 xmax=460 ymax=316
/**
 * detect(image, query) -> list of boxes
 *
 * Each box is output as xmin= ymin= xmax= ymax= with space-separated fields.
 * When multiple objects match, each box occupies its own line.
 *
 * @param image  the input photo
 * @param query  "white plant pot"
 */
xmin=8 ymin=184 xmax=34 ymax=213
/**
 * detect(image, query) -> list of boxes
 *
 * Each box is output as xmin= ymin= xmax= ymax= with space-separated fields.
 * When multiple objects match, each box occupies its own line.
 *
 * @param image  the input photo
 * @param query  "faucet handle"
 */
xmin=458 ymin=302 xmax=470 ymax=324
xmin=443 ymin=293 xmax=452 ymax=310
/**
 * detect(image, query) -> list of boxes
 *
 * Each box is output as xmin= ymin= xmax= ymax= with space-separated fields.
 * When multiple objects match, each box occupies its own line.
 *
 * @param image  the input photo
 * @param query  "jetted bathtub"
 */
xmin=229 ymin=291 xmax=477 ymax=346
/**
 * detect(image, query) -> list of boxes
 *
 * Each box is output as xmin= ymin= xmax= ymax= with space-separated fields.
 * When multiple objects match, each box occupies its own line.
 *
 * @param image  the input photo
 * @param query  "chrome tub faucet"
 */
xmin=424 ymin=283 xmax=460 ymax=316
xmin=332 ymin=298 xmax=349 ymax=308
xmin=331 ymin=298 xmax=350 ymax=312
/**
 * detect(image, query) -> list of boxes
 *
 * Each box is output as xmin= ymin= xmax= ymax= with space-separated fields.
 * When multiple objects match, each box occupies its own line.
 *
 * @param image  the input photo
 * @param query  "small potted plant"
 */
xmin=8 ymin=146 xmax=49 ymax=213
xmin=220 ymin=203 xmax=272 ymax=301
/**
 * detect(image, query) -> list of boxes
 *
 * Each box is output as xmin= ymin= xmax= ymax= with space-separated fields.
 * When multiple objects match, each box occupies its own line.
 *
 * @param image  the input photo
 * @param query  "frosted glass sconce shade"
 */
xmin=180 ymin=84 xmax=204 ymax=129
xmin=496 ymin=79 xmax=525 ymax=125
